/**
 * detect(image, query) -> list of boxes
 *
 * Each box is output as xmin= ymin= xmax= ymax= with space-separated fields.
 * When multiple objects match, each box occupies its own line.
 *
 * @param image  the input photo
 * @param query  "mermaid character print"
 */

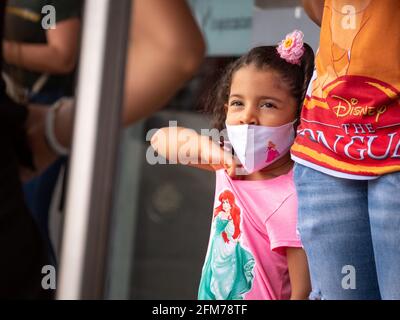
xmin=198 ymin=190 xmax=255 ymax=300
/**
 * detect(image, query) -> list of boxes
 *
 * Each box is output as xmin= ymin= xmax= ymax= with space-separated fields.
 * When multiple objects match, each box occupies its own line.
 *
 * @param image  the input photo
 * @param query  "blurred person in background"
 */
xmin=2 ymin=0 xmax=83 ymax=267
xmin=0 ymin=0 xmax=52 ymax=299
xmin=0 ymin=0 xmax=204 ymax=298
xmin=27 ymin=0 xmax=205 ymax=177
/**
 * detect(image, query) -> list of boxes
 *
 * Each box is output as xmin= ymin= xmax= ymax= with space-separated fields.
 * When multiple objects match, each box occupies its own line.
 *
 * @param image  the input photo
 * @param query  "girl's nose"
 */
xmin=239 ymin=107 xmax=259 ymax=125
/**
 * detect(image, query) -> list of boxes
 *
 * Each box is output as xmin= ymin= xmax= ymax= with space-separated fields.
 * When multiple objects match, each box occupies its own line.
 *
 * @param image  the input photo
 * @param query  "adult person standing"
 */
xmin=2 ymin=0 xmax=83 ymax=266
xmin=0 ymin=0 xmax=51 ymax=299
xmin=292 ymin=0 xmax=400 ymax=299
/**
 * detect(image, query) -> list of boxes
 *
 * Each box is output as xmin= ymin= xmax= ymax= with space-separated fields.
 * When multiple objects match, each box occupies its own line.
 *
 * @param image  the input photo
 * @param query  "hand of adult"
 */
xmin=23 ymin=100 xmax=74 ymax=181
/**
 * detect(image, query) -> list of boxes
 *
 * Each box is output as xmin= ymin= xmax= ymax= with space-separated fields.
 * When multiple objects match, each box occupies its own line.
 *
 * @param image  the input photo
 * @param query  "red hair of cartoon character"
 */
xmin=214 ymin=190 xmax=241 ymax=242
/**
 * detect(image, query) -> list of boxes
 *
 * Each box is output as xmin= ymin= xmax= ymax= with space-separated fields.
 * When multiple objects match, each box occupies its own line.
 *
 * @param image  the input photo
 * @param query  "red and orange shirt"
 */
xmin=292 ymin=0 xmax=400 ymax=179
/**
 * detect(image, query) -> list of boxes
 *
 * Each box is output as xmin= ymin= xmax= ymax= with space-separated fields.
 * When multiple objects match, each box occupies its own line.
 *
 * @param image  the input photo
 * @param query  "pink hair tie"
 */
xmin=277 ymin=30 xmax=305 ymax=66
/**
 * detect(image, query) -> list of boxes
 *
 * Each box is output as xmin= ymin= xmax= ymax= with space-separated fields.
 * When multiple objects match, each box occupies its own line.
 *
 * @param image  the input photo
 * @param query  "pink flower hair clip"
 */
xmin=277 ymin=30 xmax=305 ymax=66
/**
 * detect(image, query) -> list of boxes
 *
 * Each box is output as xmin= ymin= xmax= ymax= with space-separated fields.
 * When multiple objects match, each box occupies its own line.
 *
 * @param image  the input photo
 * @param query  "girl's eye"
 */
xmin=230 ymin=100 xmax=244 ymax=107
xmin=261 ymin=102 xmax=276 ymax=109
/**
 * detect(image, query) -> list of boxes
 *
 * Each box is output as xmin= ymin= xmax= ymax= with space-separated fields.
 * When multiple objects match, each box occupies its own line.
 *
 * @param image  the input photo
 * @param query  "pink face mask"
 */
xmin=226 ymin=121 xmax=296 ymax=174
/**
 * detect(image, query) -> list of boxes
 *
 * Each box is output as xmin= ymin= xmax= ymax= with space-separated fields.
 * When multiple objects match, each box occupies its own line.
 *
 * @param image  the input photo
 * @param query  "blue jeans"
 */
xmin=294 ymin=163 xmax=400 ymax=300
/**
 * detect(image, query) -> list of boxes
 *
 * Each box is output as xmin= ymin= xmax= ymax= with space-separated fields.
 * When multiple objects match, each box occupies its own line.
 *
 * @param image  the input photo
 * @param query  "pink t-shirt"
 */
xmin=198 ymin=168 xmax=302 ymax=300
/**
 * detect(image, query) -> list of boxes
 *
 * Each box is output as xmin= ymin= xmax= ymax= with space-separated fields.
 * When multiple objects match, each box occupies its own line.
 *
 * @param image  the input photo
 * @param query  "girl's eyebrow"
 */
xmin=229 ymin=94 xmax=283 ymax=103
xmin=229 ymin=94 xmax=244 ymax=99
xmin=258 ymin=95 xmax=284 ymax=103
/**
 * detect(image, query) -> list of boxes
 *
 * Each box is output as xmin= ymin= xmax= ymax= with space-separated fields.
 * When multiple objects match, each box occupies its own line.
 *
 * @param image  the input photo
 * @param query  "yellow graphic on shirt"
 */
xmin=309 ymin=0 xmax=400 ymax=105
xmin=292 ymin=143 xmax=400 ymax=175
xmin=294 ymin=0 xmax=400 ymax=177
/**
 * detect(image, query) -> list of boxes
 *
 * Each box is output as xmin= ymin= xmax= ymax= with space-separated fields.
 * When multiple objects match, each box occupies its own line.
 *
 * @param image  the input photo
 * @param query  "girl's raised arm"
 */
xmin=151 ymin=127 xmax=236 ymax=174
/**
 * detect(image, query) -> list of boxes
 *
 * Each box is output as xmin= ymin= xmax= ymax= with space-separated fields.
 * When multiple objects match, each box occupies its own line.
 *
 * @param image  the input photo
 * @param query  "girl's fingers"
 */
xmin=226 ymin=162 xmax=237 ymax=178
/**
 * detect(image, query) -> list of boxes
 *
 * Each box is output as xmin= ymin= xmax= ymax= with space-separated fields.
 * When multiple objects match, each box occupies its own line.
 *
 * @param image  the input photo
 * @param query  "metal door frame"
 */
xmin=57 ymin=0 xmax=132 ymax=299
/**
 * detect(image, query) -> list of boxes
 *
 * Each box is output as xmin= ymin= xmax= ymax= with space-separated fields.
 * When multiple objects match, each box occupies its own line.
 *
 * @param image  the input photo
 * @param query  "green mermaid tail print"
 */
xmin=198 ymin=190 xmax=255 ymax=300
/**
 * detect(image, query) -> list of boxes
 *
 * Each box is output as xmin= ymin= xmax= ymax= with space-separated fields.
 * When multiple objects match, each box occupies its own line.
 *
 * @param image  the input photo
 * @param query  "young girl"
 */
xmin=151 ymin=30 xmax=314 ymax=300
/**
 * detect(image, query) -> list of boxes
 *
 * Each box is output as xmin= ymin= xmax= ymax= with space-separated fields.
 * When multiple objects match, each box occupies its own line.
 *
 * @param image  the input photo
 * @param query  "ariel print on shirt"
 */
xmin=198 ymin=190 xmax=255 ymax=300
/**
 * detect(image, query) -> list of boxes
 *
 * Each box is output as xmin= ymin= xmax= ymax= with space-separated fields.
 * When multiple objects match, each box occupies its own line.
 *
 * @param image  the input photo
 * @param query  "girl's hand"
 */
xmin=209 ymin=147 xmax=237 ymax=177
xmin=202 ymin=136 xmax=243 ymax=178
xmin=218 ymin=151 xmax=244 ymax=179
xmin=223 ymin=155 xmax=243 ymax=179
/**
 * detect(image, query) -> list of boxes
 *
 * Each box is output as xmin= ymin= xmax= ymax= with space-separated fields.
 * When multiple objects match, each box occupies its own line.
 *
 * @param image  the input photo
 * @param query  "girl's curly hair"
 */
xmin=202 ymin=44 xmax=315 ymax=130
